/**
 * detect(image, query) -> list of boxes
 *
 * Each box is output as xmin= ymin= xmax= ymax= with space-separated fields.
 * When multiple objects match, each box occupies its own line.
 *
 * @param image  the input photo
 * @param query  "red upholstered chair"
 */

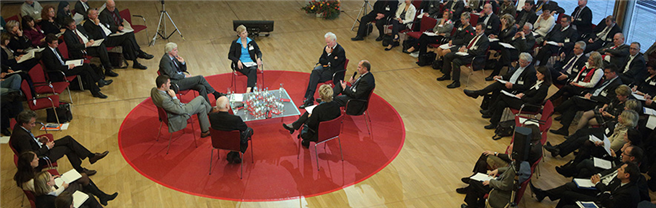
xmin=21 ymin=80 xmax=61 ymax=125
xmin=28 ymin=63 xmax=73 ymax=103
xmin=297 ymin=114 xmax=345 ymax=171
xmin=8 ymin=128 xmax=59 ymax=170
xmin=469 ymin=13 xmax=479 ymax=26
xmin=208 ymin=129 xmax=253 ymax=178
xmin=119 ymin=9 xmax=148 ymax=44
xmin=22 ymin=190 xmax=37 ymax=208
xmin=344 ymin=88 xmax=375 ymax=137
xmin=406 ymin=17 xmax=438 ymax=40
xmin=155 ymin=106 xmax=197 ymax=154
xmin=55 ymin=42 xmax=86 ymax=90
xmin=6 ymin=15 xmax=20 ymax=22
xmin=230 ymin=61 xmax=264 ymax=93
xmin=317 ymin=59 xmax=349 ymax=90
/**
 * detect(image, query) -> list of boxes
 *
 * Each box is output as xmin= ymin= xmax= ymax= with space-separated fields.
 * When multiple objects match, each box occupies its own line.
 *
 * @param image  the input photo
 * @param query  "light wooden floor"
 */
xmin=0 ymin=1 xmax=623 ymax=207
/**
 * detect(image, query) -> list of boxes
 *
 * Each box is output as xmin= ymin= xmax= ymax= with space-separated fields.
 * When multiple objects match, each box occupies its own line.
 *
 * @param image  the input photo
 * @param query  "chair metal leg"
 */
xmin=209 ymin=149 xmax=213 ymax=175
xmin=364 ymin=111 xmax=372 ymax=136
xmin=338 ymin=137 xmax=343 ymax=161
xmin=66 ymin=87 xmax=73 ymax=104
xmin=315 ymin=143 xmax=319 ymax=171
xmin=166 ymin=134 xmax=172 ymax=154
xmin=157 ymin=122 xmax=163 ymax=141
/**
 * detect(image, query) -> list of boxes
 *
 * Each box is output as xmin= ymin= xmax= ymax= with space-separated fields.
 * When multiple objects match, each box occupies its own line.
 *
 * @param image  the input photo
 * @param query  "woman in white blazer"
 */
xmin=386 ymin=0 xmax=416 ymax=51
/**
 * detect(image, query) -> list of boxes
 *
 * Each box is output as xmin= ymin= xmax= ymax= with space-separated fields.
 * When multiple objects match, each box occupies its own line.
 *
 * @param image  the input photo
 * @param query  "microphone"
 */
xmin=352 ymin=71 xmax=357 ymax=79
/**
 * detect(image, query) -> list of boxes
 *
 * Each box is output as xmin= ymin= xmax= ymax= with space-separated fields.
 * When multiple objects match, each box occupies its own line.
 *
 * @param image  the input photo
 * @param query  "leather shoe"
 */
xmin=461 ymin=204 xmax=469 ymax=208
xmin=461 ymin=177 xmax=470 ymax=184
xmin=201 ymin=131 xmax=211 ymax=138
xmin=479 ymin=109 xmax=489 ymax=115
xmin=299 ymin=99 xmax=313 ymax=109
xmin=138 ymin=51 xmax=154 ymax=59
xmin=282 ymin=123 xmax=295 ymax=134
xmin=544 ymin=142 xmax=560 ymax=157
xmin=83 ymin=168 xmax=97 ymax=176
xmin=1 ymin=128 xmax=11 ymax=136
xmin=447 ymin=81 xmax=460 ymax=88
xmin=436 ymin=75 xmax=450 ymax=81
xmin=481 ymin=113 xmax=491 ymax=119
xmin=98 ymin=79 xmax=113 ymax=87
xmin=554 ymin=115 xmax=562 ymax=121
xmin=301 ymin=140 xmax=310 ymax=148
xmin=464 ymin=89 xmax=479 ymax=99
xmin=133 ymin=62 xmax=148 ymax=70
xmin=484 ymin=124 xmax=496 ymax=129
xmin=550 ymin=128 xmax=568 ymax=136
xmin=99 ymin=192 xmax=118 ymax=206
xmin=484 ymin=76 xmax=494 ymax=81
xmin=351 ymin=36 xmax=364 ymax=41
xmin=93 ymin=92 xmax=108 ymax=99
xmin=89 ymin=151 xmax=109 ymax=164
xmin=530 ymin=182 xmax=546 ymax=202
xmin=456 ymin=187 xmax=468 ymax=194
xmin=105 ymin=70 xmax=119 ymax=77
xmin=375 ymin=36 xmax=384 ymax=41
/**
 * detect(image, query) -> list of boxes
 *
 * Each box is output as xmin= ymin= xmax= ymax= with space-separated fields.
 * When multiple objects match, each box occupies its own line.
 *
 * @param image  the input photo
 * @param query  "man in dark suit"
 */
xmin=534 ymin=0 xmax=564 ymax=15
xmin=158 ymin=42 xmax=223 ymax=103
xmin=99 ymin=0 xmax=153 ymax=60
xmin=619 ymin=42 xmax=647 ymax=84
xmin=332 ymin=60 xmax=375 ymax=110
xmin=443 ymin=0 xmax=465 ymax=22
xmin=515 ymin=1 xmax=538 ymax=29
xmin=550 ymin=65 xmax=623 ymax=136
xmin=413 ymin=0 xmax=442 ymax=31
xmin=83 ymin=8 xmax=148 ymax=69
xmin=300 ymin=32 xmax=347 ymax=108
xmin=535 ymin=15 xmax=578 ymax=66
xmin=62 ymin=18 xmax=118 ymax=77
xmin=584 ymin=15 xmax=621 ymax=53
xmin=351 ymin=0 xmax=398 ymax=41
xmin=477 ymin=3 xmax=500 ymax=36
xmin=486 ymin=23 xmax=536 ymax=80
xmin=41 ymin=34 xmax=111 ymax=98
xmin=599 ymin=33 xmax=630 ymax=69
xmin=570 ymin=0 xmax=593 ymax=33
xmin=209 ymin=96 xmax=252 ymax=163
xmin=9 ymin=110 xmax=109 ymax=176
xmin=438 ymin=23 xmax=490 ymax=88
xmin=74 ymin=0 xmax=90 ymax=20
xmin=551 ymin=41 xmax=588 ymax=86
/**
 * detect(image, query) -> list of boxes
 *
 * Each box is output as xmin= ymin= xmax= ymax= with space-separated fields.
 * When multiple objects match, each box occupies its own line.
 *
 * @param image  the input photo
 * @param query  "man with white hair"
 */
xmin=159 ymin=42 xmax=224 ymax=103
xmin=300 ymin=32 xmax=347 ymax=109
xmin=84 ymin=8 xmax=147 ymax=70
xmin=99 ymin=0 xmax=153 ymax=60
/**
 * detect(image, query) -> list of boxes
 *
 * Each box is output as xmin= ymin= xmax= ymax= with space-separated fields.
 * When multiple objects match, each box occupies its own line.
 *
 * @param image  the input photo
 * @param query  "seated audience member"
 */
xmin=99 ymin=0 xmax=154 ymax=60
xmin=62 ymin=18 xmax=118 ymax=77
xmin=633 ymin=61 xmax=656 ymax=97
xmin=599 ymin=33 xmax=630 ymax=68
xmin=55 ymin=191 xmax=73 ymax=208
xmin=1 ymin=33 xmax=39 ymax=73
xmin=619 ymin=42 xmax=647 ymax=84
xmin=10 ymin=110 xmax=109 ymax=176
xmin=159 ymin=42 xmax=224 ymax=103
xmin=498 ymin=0 xmax=516 ymax=17
xmin=385 ymin=0 xmax=416 ymax=51
xmin=75 ymin=0 xmax=91 ymax=20
xmin=299 ymin=32 xmax=346 ymax=108
xmin=550 ymin=66 xmax=623 ymax=136
xmin=32 ymin=171 xmax=103 ymax=208
xmin=0 ymin=72 xmax=23 ymax=136
xmin=584 ymin=15 xmax=621 ymax=53
xmin=5 ymin=20 xmax=32 ymax=54
xmin=570 ymin=0 xmax=592 ymax=32
xmin=209 ymin=96 xmax=253 ymax=163
xmin=464 ymin=0 xmax=482 ymax=13
xmin=42 ymin=34 xmax=111 ymax=98
xmin=546 ymin=109 xmax=638 ymax=159
xmin=484 ymin=67 xmax=551 ymax=129
xmin=430 ymin=12 xmax=474 ymax=66
xmin=56 ymin=1 xmax=72 ymax=26
xmin=1 ymin=69 xmax=22 ymax=96
xmin=645 ymin=40 xmax=656 ymax=62
xmin=490 ymin=23 xmax=537 ymax=80
xmin=464 ymin=52 xmax=536 ymax=105
xmin=550 ymin=41 xmax=587 ymax=86
xmin=228 ymin=25 xmax=263 ymax=92
xmin=533 ymin=0 xmax=564 ymax=15
xmin=21 ymin=0 xmax=44 ymax=22
xmin=151 ymin=75 xmax=212 ymax=138
xmin=484 ymin=14 xmax=518 ymax=79
xmin=404 ymin=10 xmax=454 ymax=57
xmin=548 ymin=51 xmax=604 ymax=102
xmin=415 ymin=0 xmax=442 ymax=20
xmin=532 ymin=8 xmax=555 ymax=43
xmin=566 ymin=131 xmax=646 ymax=179
xmin=14 ymin=151 xmax=118 ymax=205
xmin=283 ymin=84 xmax=341 ymax=148
xmin=515 ymin=1 xmax=537 ymax=29
xmin=437 ymin=23 xmax=489 ymax=88
xmin=531 ymin=162 xmax=643 ymax=208
xmin=477 ymin=3 xmax=500 ymax=36
xmin=443 ymin=0 xmax=465 ymax=22
xmin=331 ymin=60 xmax=376 ymax=108
xmin=534 ymin=14 xmax=578 ymax=66
xmin=83 ymin=8 xmax=148 ymax=70
xmin=575 ymin=85 xmax=637 ymax=130
xmin=40 ymin=5 xmax=63 ymax=35
xmin=22 ymin=16 xmax=46 ymax=47
xmin=351 ymin=0 xmax=398 ymax=41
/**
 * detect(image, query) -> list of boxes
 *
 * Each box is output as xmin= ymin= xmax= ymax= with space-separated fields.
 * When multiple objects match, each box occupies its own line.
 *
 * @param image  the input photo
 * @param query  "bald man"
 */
xmin=209 ymin=96 xmax=252 ymax=163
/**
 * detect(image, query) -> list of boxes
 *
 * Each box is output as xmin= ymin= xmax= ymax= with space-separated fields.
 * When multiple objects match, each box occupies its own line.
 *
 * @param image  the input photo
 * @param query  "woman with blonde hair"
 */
xmin=575 ymin=85 xmax=634 ymax=130
xmin=283 ymin=84 xmax=342 ymax=148
xmin=548 ymin=51 xmax=605 ymax=102
xmin=33 ymin=171 xmax=105 ymax=208
xmin=228 ymin=25 xmax=263 ymax=93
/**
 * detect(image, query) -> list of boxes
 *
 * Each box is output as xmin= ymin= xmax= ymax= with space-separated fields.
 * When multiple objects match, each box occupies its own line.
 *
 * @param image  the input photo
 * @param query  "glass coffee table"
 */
xmin=229 ymin=88 xmax=301 ymax=122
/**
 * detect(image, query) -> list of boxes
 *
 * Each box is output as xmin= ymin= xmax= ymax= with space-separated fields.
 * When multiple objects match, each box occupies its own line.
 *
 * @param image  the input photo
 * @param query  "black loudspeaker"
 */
xmin=233 ymin=20 xmax=274 ymax=37
xmin=512 ymin=126 xmax=532 ymax=163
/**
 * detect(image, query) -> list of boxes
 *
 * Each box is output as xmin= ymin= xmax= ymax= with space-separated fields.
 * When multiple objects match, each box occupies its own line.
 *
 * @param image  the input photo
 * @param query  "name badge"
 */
xmin=487 ymin=25 xmax=492 ymax=29
xmin=248 ymin=45 xmax=254 ymax=50
xmin=577 ymin=18 xmax=582 ymax=21
xmin=472 ymin=46 xmax=478 ymax=50
xmin=650 ymin=81 xmax=656 ymax=86
xmin=385 ymin=6 xmax=390 ymax=11
xmin=582 ymin=72 xmax=587 ymax=76
xmin=601 ymin=91 xmax=608 ymax=96
xmin=605 ymin=128 xmax=610 ymax=135
xmin=606 ymin=38 xmax=612 ymax=42
xmin=564 ymin=38 xmax=570 ymax=43
xmin=458 ymin=28 xmax=463 ymax=31
xmin=518 ymin=80 xmax=524 ymax=84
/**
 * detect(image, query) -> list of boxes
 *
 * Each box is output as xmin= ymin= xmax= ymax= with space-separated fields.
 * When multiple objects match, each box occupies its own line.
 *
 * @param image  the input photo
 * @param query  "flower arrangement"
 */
xmin=301 ymin=0 xmax=340 ymax=20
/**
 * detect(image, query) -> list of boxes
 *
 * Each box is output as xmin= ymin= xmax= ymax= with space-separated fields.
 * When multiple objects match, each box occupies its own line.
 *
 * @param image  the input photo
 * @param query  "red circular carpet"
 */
xmin=118 ymin=71 xmax=405 ymax=201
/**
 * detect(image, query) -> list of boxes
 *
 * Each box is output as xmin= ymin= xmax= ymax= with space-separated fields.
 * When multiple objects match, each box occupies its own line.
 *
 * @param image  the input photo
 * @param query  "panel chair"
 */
xmin=317 ymin=59 xmax=349 ymax=89
xmin=21 ymin=80 xmax=61 ymax=126
xmin=406 ymin=17 xmax=437 ymax=40
xmin=297 ymin=114 xmax=345 ymax=171
xmin=344 ymin=88 xmax=375 ymax=137
xmin=230 ymin=61 xmax=264 ymax=93
xmin=208 ymin=129 xmax=254 ymax=178
xmin=156 ymin=70 xmax=197 ymax=100
xmin=155 ymin=106 xmax=198 ymax=154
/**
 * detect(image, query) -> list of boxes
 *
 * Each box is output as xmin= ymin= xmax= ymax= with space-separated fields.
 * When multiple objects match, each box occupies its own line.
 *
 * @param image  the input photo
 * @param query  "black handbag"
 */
xmin=46 ymin=103 xmax=72 ymax=123
xmin=417 ymin=52 xmax=437 ymax=66
xmin=479 ymin=94 xmax=494 ymax=110
xmin=493 ymin=120 xmax=515 ymax=140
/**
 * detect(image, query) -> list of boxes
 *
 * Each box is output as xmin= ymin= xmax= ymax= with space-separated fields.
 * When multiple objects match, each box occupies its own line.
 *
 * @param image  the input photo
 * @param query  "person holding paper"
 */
xmin=83 ymin=8 xmax=148 ymax=70
xmin=632 ymin=61 xmax=656 ymax=97
xmin=299 ymin=32 xmax=346 ymax=109
xmin=548 ymin=51 xmax=605 ymax=103
xmin=209 ymin=96 xmax=253 ymax=163
xmin=437 ymin=23 xmax=489 ymax=88
xmin=22 ymin=16 xmax=46 ymax=47
xmin=42 ymin=34 xmax=111 ymax=98
xmin=1 ymin=33 xmax=39 ymax=77
xmin=531 ymin=162 xmax=642 ymax=208
xmin=384 ymin=0 xmax=416 ymax=51
xmin=99 ymin=0 xmax=154 ymax=60
xmin=576 ymin=85 xmax=636 ymax=130
xmin=534 ymin=14 xmax=578 ymax=66
xmin=403 ymin=9 xmax=453 ymax=57
xmin=483 ymin=13 xmax=517 ymax=80
xmin=550 ymin=41 xmax=588 ymax=86
xmin=350 ymin=0 xmax=398 ymax=41
xmin=62 ymin=18 xmax=118 ymax=77
xmin=433 ymin=12 xmax=474 ymax=63
xmin=33 ymin=171 xmax=104 ymax=208
xmin=228 ymin=25 xmax=263 ymax=93
xmin=39 ymin=5 xmax=64 ymax=36
xmin=75 ymin=0 xmax=91 ymax=20
xmin=159 ymin=42 xmax=224 ymax=103
xmin=283 ymin=84 xmax=341 ymax=148
xmin=460 ymin=152 xmax=520 ymax=208
xmin=5 ymin=20 xmax=33 ymax=54
xmin=571 ymin=133 xmax=645 ymax=179
xmin=598 ymin=33 xmax=630 ymax=69
xmin=14 ymin=151 xmax=118 ymax=206
xmin=486 ymin=23 xmax=536 ymax=80
xmin=151 ymin=75 xmax=213 ymax=138
xmin=583 ymin=15 xmax=621 ymax=53
xmin=483 ymin=66 xmax=551 ymax=129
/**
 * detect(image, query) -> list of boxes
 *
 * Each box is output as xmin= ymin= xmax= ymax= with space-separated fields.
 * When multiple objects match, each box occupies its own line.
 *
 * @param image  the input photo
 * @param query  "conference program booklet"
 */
xmin=54 ymin=169 xmax=82 ymax=185
xmin=469 ymin=173 xmax=497 ymax=182
xmin=88 ymin=39 xmax=105 ymax=47
xmin=501 ymin=90 xmax=520 ymax=99
xmin=65 ymin=59 xmax=84 ymax=67
xmin=576 ymin=201 xmax=599 ymax=208
xmin=72 ymin=190 xmax=89 ymax=208
xmin=573 ymin=178 xmax=597 ymax=190
xmin=593 ymin=157 xmax=612 ymax=170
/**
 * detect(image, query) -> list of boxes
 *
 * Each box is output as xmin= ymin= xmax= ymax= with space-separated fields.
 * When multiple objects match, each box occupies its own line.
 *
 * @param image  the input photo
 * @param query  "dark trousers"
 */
xmin=103 ymin=35 xmax=138 ymax=61
xmin=548 ymin=84 xmax=586 ymax=102
xmin=489 ymin=46 xmax=519 ymax=77
xmin=45 ymin=135 xmax=93 ymax=172
xmin=443 ymin=51 xmax=473 ymax=81
xmin=173 ymin=75 xmax=217 ymax=103
xmin=332 ymin=83 xmax=352 ymax=107
xmin=464 ymin=180 xmax=491 ymax=208
xmin=303 ymin=65 xmax=333 ymax=100
xmin=584 ymin=40 xmax=606 ymax=53
xmin=64 ymin=63 xmax=102 ymax=94
xmin=123 ymin=32 xmax=142 ymax=52
xmin=555 ymin=96 xmax=598 ymax=130
xmin=356 ymin=12 xmax=388 ymax=38
xmin=550 ymin=68 xmax=570 ymax=86
xmin=535 ymin=45 xmax=561 ymax=66
xmin=416 ymin=34 xmax=445 ymax=57
xmin=86 ymin=43 xmax=113 ymax=71
xmin=541 ymin=181 xmax=598 ymax=207
xmin=239 ymin=127 xmax=252 ymax=153
xmin=389 ymin=20 xmax=406 ymax=39
xmin=237 ymin=66 xmax=258 ymax=88
xmin=489 ymin=95 xmax=536 ymax=125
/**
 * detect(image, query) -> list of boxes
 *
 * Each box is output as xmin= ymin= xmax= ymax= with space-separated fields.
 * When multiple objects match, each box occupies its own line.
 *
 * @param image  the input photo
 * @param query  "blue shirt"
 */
xmin=237 ymin=38 xmax=254 ymax=64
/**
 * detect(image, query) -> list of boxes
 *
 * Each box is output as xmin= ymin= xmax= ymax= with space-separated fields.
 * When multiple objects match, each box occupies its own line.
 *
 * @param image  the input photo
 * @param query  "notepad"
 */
xmin=546 ymin=41 xmax=560 ymax=46
xmin=423 ymin=31 xmax=438 ymax=36
xmin=72 ymin=190 xmax=89 ymax=208
xmin=573 ymin=178 xmax=596 ymax=189
xmin=632 ymin=93 xmax=646 ymax=101
xmin=593 ymin=157 xmax=612 ymax=170
xmin=88 ymin=39 xmax=104 ymax=47
xmin=243 ymin=62 xmax=257 ymax=68
xmin=230 ymin=93 xmax=244 ymax=102
xmin=499 ymin=42 xmax=515 ymax=49
xmin=488 ymin=38 xmax=499 ymax=42
xmin=470 ymin=173 xmax=497 ymax=182
xmin=305 ymin=105 xmax=317 ymax=114
xmin=576 ymin=201 xmax=599 ymax=208
xmin=501 ymin=90 xmax=520 ymax=99
xmin=439 ymin=44 xmax=451 ymax=49
xmin=495 ymin=78 xmax=508 ymax=84
xmin=456 ymin=52 xmax=469 ymax=56
xmin=644 ymin=107 xmax=656 ymax=116
xmin=54 ymin=169 xmax=82 ymax=186
xmin=647 ymin=115 xmax=656 ymax=130
xmin=65 ymin=59 xmax=84 ymax=67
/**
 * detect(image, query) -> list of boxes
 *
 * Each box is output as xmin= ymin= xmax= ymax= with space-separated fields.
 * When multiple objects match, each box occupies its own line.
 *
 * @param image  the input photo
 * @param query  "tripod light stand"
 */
xmin=351 ymin=0 xmax=373 ymax=31
xmin=150 ymin=0 xmax=184 ymax=46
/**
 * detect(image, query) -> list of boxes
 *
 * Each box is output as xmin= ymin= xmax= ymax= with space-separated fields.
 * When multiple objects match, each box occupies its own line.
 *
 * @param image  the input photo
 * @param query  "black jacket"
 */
xmin=228 ymin=38 xmax=262 ymax=70
xmin=516 ymin=9 xmax=538 ymax=28
xmin=511 ymin=32 xmax=536 ymax=53
xmin=317 ymin=43 xmax=347 ymax=82
xmin=99 ymin=8 xmax=123 ymax=33
xmin=553 ymin=53 xmax=587 ymax=77
xmin=619 ymin=53 xmax=647 ymax=84
xmin=62 ymin=28 xmax=92 ymax=60
xmin=498 ymin=25 xmax=517 ymax=43
xmin=478 ymin=13 xmax=500 ymax=36
xmin=534 ymin=0 xmax=564 ymax=14
xmin=452 ymin=23 xmax=475 ymax=46
xmin=585 ymin=77 xmax=623 ymax=104
xmin=571 ymin=6 xmax=593 ymax=32
xmin=502 ymin=64 xmax=537 ymax=92
xmin=444 ymin=0 xmax=465 ymax=22
xmin=600 ymin=44 xmax=630 ymax=69
xmin=544 ymin=24 xmax=578 ymax=50
xmin=372 ymin=0 xmax=398 ymax=19
xmin=306 ymin=101 xmax=342 ymax=133
xmin=588 ymin=20 xmax=621 ymax=46
xmin=209 ymin=111 xmax=248 ymax=132
xmin=418 ymin=0 xmax=441 ymax=18
xmin=74 ymin=1 xmax=90 ymax=19
xmin=596 ymin=178 xmax=640 ymax=208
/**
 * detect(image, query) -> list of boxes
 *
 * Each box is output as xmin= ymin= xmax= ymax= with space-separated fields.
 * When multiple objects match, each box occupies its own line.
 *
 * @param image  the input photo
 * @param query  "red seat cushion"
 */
xmin=30 ymin=96 xmax=60 ymax=110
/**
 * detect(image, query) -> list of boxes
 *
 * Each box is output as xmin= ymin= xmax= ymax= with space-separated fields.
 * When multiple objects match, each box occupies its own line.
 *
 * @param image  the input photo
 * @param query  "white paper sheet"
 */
xmin=456 ymin=52 xmax=469 ymax=56
xmin=72 ymin=191 xmax=89 ymax=208
xmin=647 ymin=115 xmax=656 ymax=130
xmin=499 ymin=42 xmax=516 ymax=49
xmin=593 ymin=157 xmax=612 ymax=170
xmin=573 ymin=178 xmax=596 ymax=189
xmin=439 ymin=44 xmax=451 ymax=49
xmin=65 ymin=59 xmax=84 ymax=67
xmin=470 ymin=172 xmax=497 ymax=182
xmin=546 ymin=41 xmax=560 ymax=46
xmin=632 ymin=93 xmax=646 ymax=101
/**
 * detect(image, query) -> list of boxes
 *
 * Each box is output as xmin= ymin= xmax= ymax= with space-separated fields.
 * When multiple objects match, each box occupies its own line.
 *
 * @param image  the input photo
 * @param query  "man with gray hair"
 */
xmin=550 ymin=41 xmax=587 ymax=86
xmin=159 ymin=42 xmax=224 ymax=103
xmin=619 ymin=42 xmax=647 ymax=84
xmin=300 ymin=32 xmax=347 ymax=109
xmin=99 ymin=0 xmax=153 ymax=60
